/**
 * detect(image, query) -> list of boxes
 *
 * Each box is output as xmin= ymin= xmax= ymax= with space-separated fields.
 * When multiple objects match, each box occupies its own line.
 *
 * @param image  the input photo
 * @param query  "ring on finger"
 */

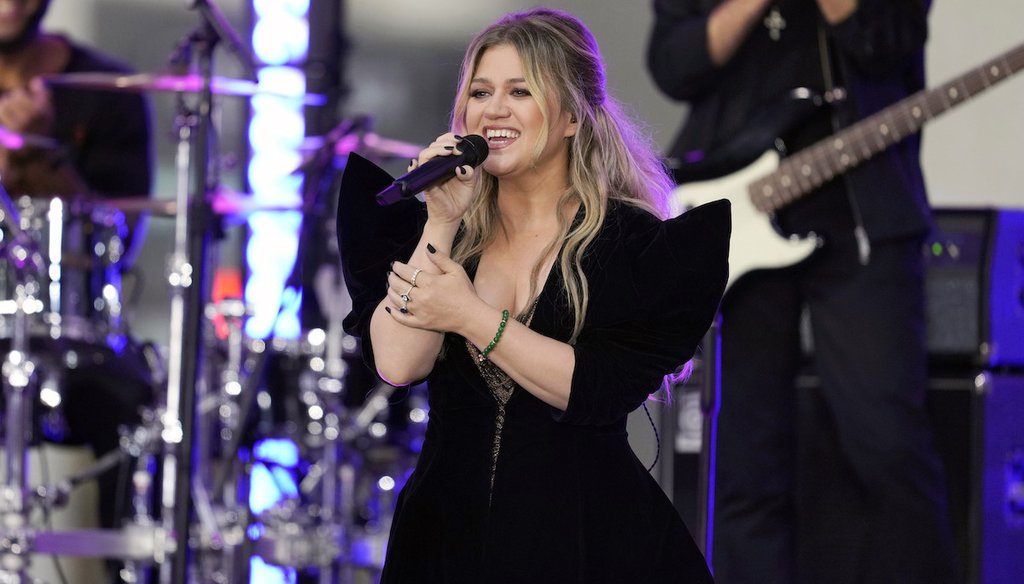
xmin=410 ymin=268 xmax=422 ymax=287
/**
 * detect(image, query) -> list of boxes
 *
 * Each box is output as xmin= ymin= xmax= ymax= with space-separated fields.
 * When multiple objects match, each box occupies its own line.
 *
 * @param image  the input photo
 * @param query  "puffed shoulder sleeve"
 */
xmin=336 ymin=154 xmax=425 ymax=367
xmin=558 ymin=199 xmax=730 ymax=426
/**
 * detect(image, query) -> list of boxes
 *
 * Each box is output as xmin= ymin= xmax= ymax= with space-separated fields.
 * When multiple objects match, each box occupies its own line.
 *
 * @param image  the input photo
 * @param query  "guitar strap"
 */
xmin=818 ymin=23 xmax=872 ymax=265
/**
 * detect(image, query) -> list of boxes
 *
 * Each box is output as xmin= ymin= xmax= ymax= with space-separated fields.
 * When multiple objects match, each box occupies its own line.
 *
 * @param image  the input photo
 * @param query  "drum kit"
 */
xmin=0 ymin=6 xmax=424 ymax=584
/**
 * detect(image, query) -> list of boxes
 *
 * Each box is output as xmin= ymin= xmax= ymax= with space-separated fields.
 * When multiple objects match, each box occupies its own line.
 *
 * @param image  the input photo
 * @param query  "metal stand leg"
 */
xmin=0 ymin=183 xmax=47 ymax=582
xmin=697 ymin=315 xmax=722 ymax=562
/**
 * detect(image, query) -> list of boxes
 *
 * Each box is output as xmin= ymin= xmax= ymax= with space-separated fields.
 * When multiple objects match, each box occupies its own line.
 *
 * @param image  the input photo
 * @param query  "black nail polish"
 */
xmin=443 ymin=145 xmax=455 ymax=151
xmin=453 ymin=134 xmax=463 ymax=141
xmin=400 ymin=307 xmax=408 ymax=314
xmin=459 ymin=166 xmax=467 ymax=175
xmin=390 ymin=260 xmax=396 ymax=268
xmin=385 ymin=306 xmax=392 ymax=314
xmin=409 ymin=158 xmax=416 ymax=166
xmin=426 ymin=243 xmax=436 ymax=254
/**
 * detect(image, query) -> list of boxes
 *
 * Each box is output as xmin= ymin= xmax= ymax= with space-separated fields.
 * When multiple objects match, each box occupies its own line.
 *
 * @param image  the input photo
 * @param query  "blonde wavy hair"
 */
xmin=450 ymin=7 xmax=674 ymax=342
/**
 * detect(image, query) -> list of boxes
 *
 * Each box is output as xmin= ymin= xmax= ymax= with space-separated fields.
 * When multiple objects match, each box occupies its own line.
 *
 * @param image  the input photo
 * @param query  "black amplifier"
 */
xmin=925 ymin=208 xmax=1024 ymax=367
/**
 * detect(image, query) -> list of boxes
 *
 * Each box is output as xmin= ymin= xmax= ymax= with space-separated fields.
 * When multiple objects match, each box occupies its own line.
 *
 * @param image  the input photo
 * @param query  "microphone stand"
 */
xmin=161 ymin=2 xmax=252 ymax=581
xmin=190 ymin=0 xmax=258 ymax=82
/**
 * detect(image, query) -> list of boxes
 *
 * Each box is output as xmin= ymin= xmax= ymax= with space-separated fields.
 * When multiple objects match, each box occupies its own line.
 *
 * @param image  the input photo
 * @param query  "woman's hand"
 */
xmin=384 ymin=245 xmax=487 ymax=336
xmin=415 ymin=133 xmax=479 ymax=225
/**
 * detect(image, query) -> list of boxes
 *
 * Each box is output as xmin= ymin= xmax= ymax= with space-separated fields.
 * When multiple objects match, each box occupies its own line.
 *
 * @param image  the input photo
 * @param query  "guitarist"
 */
xmin=648 ymin=1 xmax=958 ymax=583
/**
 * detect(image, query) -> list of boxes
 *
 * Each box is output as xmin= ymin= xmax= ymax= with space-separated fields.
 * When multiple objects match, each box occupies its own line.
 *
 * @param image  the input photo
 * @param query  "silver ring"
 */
xmin=410 ymin=268 xmax=422 ymax=287
xmin=400 ymin=293 xmax=411 ymax=303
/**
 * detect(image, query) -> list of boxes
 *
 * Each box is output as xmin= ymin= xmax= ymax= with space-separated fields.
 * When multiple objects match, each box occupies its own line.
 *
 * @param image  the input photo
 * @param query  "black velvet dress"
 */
xmin=337 ymin=154 xmax=729 ymax=583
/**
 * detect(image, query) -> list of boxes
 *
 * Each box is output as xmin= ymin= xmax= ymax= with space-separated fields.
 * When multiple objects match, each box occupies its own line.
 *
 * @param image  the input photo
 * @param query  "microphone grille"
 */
xmin=459 ymin=134 xmax=490 ymax=166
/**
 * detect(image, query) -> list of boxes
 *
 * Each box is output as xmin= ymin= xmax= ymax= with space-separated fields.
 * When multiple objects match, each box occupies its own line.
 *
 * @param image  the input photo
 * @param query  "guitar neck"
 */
xmin=751 ymin=40 xmax=1024 ymax=213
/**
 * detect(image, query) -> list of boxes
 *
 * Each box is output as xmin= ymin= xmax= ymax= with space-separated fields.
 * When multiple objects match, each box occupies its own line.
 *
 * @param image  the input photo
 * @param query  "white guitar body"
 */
xmin=669 ymin=150 xmax=821 ymax=291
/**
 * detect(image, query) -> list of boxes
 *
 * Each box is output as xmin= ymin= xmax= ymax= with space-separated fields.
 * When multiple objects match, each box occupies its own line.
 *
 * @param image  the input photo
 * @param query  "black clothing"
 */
xmin=53 ymin=40 xmax=153 ymax=197
xmin=647 ymin=1 xmax=958 ymax=583
xmin=3 ymin=39 xmax=152 ymax=199
xmin=337 ymin=154 xmax=729 ymax=583
xmin=648 ymin=0 xmax=931 ymax=243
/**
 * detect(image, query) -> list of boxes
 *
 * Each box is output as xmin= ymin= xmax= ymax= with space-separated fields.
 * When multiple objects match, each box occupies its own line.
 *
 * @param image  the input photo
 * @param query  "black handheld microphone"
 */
xmin=375 ymin=134 xmax=489 ymax=206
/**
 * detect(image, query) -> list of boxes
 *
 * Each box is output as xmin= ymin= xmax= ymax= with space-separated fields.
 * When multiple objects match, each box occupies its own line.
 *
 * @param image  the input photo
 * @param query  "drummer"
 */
xmin=0 ymin=0 xmax=154 ymax=544
xmin=0 ymin=0 xmax=152 ymax=257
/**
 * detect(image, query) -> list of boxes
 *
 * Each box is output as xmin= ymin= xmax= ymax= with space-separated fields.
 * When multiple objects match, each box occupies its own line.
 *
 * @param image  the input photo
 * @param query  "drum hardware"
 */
xmin=252 ymin=504 xmax=344 ymax=570
xmin=1 ymin=193 xmax=132 ymax=350
xmin=297 ymin=116 xmax=424 ymax=175
xmin=151 ymin=5 xmax=247 ymax=579
xmin=8 ymin=410 xmax=173 ymax=570
xmin=43 ymin=0 xmax=321 ymax=113
xmin=0 ymin=181 xmax=46 ymax=581
xmin=0 ymin=3 xmax=428 ymax=579
xmin=42 ymin=73 xmax=326 ymax=107
xmin=1 ymin=182 xmax=165 ymax=580
xmin=102 ymin=188 xmax=302 ymax=220
xmin=0 ymin=126 xmax=61 ymax=152
xmin=230 ymin=335 xmax=356 ymax=583
xmin=31 ymin=446 xmax=133 ymax=512
xmin=0 ymin=176 xmax=422 ymax=582
xmin=31 ymin=524 xmax=174 ymax=564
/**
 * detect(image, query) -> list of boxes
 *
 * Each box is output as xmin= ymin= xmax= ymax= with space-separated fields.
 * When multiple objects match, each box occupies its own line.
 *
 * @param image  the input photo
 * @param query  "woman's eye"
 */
xmin=470 ymin=89 xmax=490 ymax=98
xmin=511 ymin=88 xmax=531 ymax=97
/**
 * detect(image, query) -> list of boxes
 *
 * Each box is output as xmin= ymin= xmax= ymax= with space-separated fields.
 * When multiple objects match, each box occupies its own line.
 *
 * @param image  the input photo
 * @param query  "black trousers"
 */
xmin=711 ymin=236 xmax=959 ymax=584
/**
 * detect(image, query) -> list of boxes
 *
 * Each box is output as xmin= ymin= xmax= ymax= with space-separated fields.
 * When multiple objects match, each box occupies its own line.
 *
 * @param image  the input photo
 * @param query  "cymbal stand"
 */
xmin=159 ymin=9 xmax=229 ymax=582
xmin=252 ymin=335 xmax=345 ymax=580
xmin=121 ymin=408 xmax=166 ymax=584
xmin=0 ymin=186 xmax=42 ymax=583
xmin=193 ymin=299 xmax=252 ymax=584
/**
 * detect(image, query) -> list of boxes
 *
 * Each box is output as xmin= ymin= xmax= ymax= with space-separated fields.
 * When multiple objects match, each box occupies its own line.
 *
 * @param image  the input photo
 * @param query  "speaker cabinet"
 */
xmin=673 ymin=369 xmax=1024 ymax=584
xmin=928 ymin=371 xmax=1024 ymax=584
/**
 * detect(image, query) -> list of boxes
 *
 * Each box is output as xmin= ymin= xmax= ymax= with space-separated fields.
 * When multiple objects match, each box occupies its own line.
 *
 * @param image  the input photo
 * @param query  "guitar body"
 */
xmin=669 ymin=150 xmax=821 ymax=291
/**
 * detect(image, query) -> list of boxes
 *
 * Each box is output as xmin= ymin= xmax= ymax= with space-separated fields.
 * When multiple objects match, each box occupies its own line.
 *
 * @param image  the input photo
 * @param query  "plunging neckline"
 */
xmin=464 ymin=202 xmax=583 ymax=321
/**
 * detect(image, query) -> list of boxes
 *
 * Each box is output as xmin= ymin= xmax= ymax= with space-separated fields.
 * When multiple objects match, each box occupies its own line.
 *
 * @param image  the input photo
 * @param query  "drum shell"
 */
xmin=0 ymin=195 xmax=129 ymax=348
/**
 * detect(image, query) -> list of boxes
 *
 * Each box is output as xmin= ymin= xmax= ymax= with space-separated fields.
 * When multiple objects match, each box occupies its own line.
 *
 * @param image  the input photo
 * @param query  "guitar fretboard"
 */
xmin=750 ymin=41 xmax=1024 ymax=213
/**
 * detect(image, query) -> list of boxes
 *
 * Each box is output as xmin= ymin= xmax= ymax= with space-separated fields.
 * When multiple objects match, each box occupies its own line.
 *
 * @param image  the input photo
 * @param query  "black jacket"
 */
xmin=648 ymin=0 xmax=932 ymax=242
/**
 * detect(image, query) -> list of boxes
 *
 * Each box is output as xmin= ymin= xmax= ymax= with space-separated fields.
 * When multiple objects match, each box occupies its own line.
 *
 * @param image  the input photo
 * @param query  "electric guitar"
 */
xmin=670 ymin=40 xmax=1024 ymax=291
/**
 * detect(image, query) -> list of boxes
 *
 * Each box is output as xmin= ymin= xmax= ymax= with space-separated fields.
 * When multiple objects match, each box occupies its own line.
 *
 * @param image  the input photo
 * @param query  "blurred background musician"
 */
xmin=0 ymin=0 xmax=154 ymax=544
xmin=647 ymin=1 xmax=959 ymax=582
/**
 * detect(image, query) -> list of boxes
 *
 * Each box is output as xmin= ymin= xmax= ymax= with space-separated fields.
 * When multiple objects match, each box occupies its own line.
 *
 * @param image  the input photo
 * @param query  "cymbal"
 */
xmin=352 ymin=132 xmax=424 ymax=160
xmin=43 ymin=72 xmax=326 ymax=106
xmin=103 ymin=189 xmax=302 ymax=218
xmin=298 ymin=131 xmax=423 ymax=160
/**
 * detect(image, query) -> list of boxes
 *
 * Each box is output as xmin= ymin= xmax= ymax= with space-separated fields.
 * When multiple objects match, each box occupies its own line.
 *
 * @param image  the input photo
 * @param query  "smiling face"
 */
xmin=464 ymin=44 xmax=576 ymax=185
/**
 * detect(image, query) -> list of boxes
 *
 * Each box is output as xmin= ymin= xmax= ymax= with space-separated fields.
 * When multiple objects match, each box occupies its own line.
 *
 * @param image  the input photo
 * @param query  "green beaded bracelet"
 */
xmin=479 ymin=309 xmax=510 ymax=362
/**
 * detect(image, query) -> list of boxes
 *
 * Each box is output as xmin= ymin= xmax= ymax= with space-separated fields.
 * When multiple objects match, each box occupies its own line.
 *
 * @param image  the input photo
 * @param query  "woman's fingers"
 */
xmin=416 ymin=133 xmax=465 ymax=165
